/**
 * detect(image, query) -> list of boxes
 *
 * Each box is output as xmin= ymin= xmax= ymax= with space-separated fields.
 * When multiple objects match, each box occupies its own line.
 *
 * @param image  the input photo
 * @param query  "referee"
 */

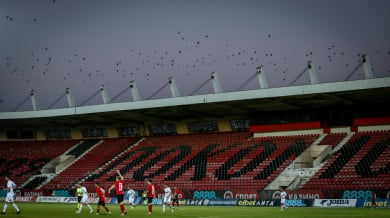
xmin=76 ymin=185 xmax=83 ymax=209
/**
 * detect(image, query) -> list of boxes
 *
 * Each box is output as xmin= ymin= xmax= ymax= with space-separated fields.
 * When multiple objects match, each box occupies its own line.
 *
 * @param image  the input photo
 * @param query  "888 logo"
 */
xmin=53 ymin=190 xmax=70 ymax=197
xmin=193 ymin=191 xmax=217 ymax=199
xmin=342 ymin=190 xmax=372 ymax=200
xmin=0 ymin=190 xmax=6 ymax=197
xmin=284 ymin=199 xmax=306 ymax=207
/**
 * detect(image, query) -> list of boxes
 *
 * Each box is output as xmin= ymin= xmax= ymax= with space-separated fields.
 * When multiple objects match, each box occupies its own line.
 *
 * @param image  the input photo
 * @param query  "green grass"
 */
xmin=0 ymin=203 xmax=389 ymax=218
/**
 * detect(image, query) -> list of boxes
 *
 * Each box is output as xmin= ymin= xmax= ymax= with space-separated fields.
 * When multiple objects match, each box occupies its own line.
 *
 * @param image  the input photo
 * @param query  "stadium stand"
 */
xmin=0 ymin=140 xmax=78 ymax=187
xmin=80 ymin=132 xmax=319 ymax=192
xmin=43 ymin=137 xmax=139 ymax=190
xmin=0 ymin=121 xmax=389 ymax=199
xmin=318 ymin=132 xmax=347 ymax=148
xmin=66 ymin=139 xmax=100 ymax=158
xmin=301 ymin=130 xmax=390 ymax=190
xmin=23 ymin=175 xmax=48 ymax=189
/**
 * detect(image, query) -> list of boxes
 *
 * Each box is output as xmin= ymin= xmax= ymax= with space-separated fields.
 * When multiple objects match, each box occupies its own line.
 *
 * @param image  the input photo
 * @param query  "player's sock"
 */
xmin=280 ymin=206 xmax=283 ymax=211
xmin=87 ymin=204 xmax=93 ymax=210
xmin=97 ymin=208 xmax=100 ymax=213
xmin=148 ymin=204 xmax=152 ymax=213
xmin=79 ymin=204 xmax=83 ymax=210
xmin=77 ymin=203 xmax=80 ymax=209
xmin=163 ymin=203 xmax=166 ymax=212
xmin=177 ymin=202 xmax=179 ymax=208
xmin=11 ymin=203 xmax=19 ymax=212
xmin=2 ymin=204 xmax=8 ymax=213
xmin=120 ymin=204 xmax=125 ymax=213
xmin=104 ymin=207 xmax=110 ymax=212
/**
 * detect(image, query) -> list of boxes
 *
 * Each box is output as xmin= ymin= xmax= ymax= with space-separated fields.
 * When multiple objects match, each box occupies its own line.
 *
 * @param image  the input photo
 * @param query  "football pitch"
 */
xmin=1 ymin=203 xmax=389 ymax=218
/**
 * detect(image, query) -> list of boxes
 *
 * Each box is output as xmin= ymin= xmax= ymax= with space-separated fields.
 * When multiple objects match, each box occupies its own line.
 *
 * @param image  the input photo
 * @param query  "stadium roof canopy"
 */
xmin=0 ymin=77 xmax=389 ymax=128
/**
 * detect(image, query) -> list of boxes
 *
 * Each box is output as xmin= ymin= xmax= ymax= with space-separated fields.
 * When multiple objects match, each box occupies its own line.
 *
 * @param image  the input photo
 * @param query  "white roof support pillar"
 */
xmin=210 ymin=72 xmax=223 ymax=94
xmin=168 ymin=77 xmax=181 ymax=98
xmin=256 ymin=66 xmax=269 ymax=88
xmin=307 ymin=61 xmax=320 ymax=84
xmin=30 ymin=90 xmax=39 ymax=111
xmin=65 ymin=88 xmax=75 ymax=108
xmin=362 ymin=54 xmax=375 ymax=79
xmin=100 ymin=85 xmax=110 ymax=104
xmin=129 ymin=80 xmax=141 ymax=101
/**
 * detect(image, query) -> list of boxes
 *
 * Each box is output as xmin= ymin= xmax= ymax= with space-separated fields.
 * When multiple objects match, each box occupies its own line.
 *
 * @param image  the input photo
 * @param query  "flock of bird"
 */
xmin=1 ymin=1 xmax=390 ymax=109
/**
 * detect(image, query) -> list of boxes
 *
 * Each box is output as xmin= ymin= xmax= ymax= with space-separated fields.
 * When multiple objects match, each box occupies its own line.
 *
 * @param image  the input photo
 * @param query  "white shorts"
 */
xmin=81 ymin=195 xmax=89 ymax=204
xmin=163 ymin=196 xmax=172 ymax=204
xmin=128 ymin=196 xmax=135 ymax=204
xmin=5 ymin=193 xmax=14 ymax=203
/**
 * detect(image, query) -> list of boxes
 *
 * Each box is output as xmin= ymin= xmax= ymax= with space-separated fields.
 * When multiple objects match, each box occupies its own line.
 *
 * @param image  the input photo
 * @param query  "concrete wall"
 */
xmin=0 ymin=131 xmax=7 ymax=141
xmin=254 ymin=129 xmax=323 ymax=137
xmin=35 ymin=129 xmax=46 ymax=140
xmin=291 ymin=144 xmax=331 ymax=168
xmin=218 ymin=119 xmax=232 ymax=132
xmin=107 ymin=127 xmax=119 ymax=138
xmin=330 ymin=127 xmax=350 ymax=133
xmin=358 ymin=124 xmax=390 ymax=132
xmin=311 ymin=145 xmax=332 ymax=167
xmin=176 ymin=122 xmax=189 ymax=134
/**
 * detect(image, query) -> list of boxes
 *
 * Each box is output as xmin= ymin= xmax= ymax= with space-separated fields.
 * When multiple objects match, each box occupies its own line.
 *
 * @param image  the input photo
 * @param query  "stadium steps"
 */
xmin=52 ymin=137 xmax=140 ymax=190
xmin=73 ymin=137 xmax=145 ymax=189
xmin=66 ymin=139 xmax=100 ymax=158
xmin=35 ymin=174 xmax=57 ymax=189
xmin=41 ymin=141 xmax=83 ymax=174
xmin=296 ymin=176 xmax=311 ymax=189
xmin=264 ymin=133 xmax=324 ymax=190
xmin=290 ymin=132 xmax=349 ymax=189
xmin=318 ymin=132 xmax=348 ymax=148
xmin=19 ymin=175 xmax=40 ymax=189
xmin=62 ymin=141 xmax=84 ymax=156
xmin=301 ymin=130 xmax=390 ymax=190
xmin=57 ymin=140 xmax=103 ymax=175
xmin=41 ymin=140 xmax=103 ymax=189
xmin=332 ymin=132 xmax=355 ymax=154
xmin=19 ymin=173 xmax=52 ymax=189
xmin=0 ymin=140 xmax=78 ymax=187
xmin=21 ymin=175 xmax=48 ymax=189
xmin=292 ymin=132 xmax=347 ymax=187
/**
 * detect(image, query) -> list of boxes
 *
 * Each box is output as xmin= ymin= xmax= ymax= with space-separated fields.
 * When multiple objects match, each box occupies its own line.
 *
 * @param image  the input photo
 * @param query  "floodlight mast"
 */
xmin=256 ymin=66 xmax=269 ymax=88
xmin=30 ymin=89 xmax=39 ymax=111
xmin=362 ymin=54 xmax=374 ymax=79
xmin=100 ymin=85 xmax=110 ymax=104
xmin=210 ymin=72 xmax=223 ymax=93
xmin=307 ymin=61 xmax=320 ymax=84
xmin=66 ymin=88 xmax=76 ymax=108
xmin=129 ymin=80 xmax=141 ymax=101
xmin=168 ymin=77 xmax=181 ymax=97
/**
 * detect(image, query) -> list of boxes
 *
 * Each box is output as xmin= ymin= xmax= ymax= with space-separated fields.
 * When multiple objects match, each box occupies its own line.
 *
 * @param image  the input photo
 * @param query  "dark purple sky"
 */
xmin=1 ymin=0 xmax=390 ymax=112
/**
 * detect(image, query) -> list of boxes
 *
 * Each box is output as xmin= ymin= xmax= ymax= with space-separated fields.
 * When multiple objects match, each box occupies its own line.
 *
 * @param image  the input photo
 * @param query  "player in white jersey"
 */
xmin=2 ymin=176 xmax=20 ymax=214
xmin=280 ymin=187 xmax=288 ymax=212
xmin=126 ymin=186 xmax=136 ymax=210
xmin=162 ymin=183 xmax=173 ymax=213
xmin=75 ymin=183 xmax=93 ymax=214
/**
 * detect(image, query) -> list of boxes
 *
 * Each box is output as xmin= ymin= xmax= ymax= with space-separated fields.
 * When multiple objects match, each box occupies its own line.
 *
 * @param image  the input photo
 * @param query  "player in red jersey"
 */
xmin=108 ymin=170 xmax=126 ymax=215
xmin=95 ymin=182 xmax=111 ymax=215
xmin=145 ymin=179 xmax=155 ymax=215
xmin=172 ymin=186 xmax=180 ymax=210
